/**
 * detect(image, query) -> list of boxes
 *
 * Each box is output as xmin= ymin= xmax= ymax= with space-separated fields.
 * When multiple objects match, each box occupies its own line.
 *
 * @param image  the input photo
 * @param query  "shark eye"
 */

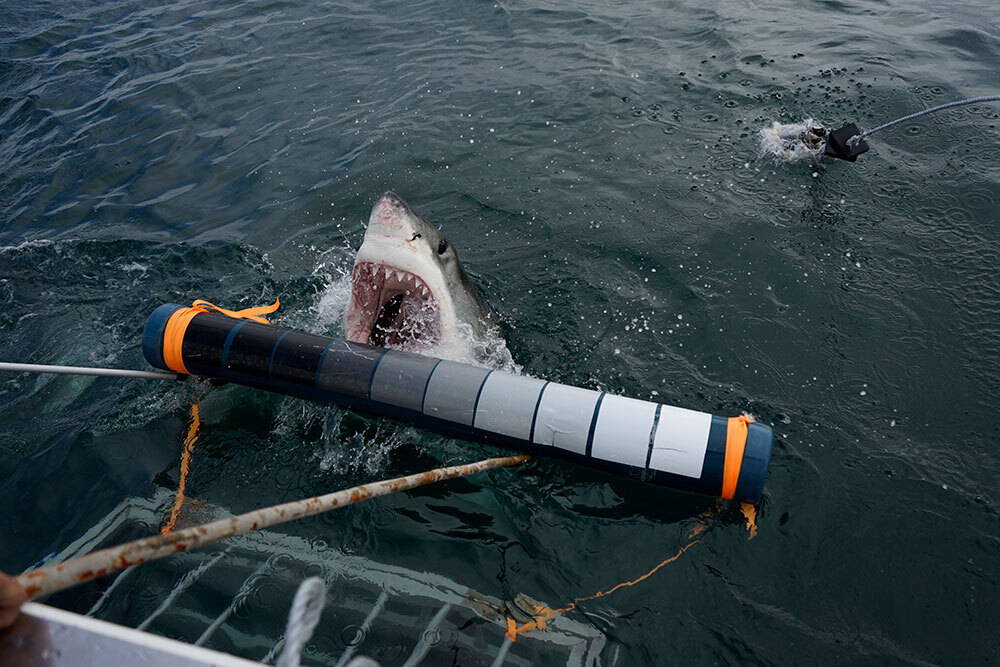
xmin=437 ymin=239 xmax=448 ymax=255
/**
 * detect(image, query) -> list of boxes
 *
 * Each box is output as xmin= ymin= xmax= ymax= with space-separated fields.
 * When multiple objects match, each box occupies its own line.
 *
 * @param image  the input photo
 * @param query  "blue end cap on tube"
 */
xmin=735 ymin=421 xmax=774 ymax=502
xmin=142 ymin=303 xmax=184 ymax=371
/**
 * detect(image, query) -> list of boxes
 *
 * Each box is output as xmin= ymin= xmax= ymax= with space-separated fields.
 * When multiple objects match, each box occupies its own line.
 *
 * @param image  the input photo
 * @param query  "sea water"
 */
xmin=1 ymin=0 xmax=998 ymax=664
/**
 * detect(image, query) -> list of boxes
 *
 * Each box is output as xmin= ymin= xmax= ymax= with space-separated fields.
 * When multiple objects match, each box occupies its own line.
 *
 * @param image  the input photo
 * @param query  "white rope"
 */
xmin=848 ymin=95 xmax=1000 ymax=146
xmin=277 ymin=577 xmax=328 ymax=667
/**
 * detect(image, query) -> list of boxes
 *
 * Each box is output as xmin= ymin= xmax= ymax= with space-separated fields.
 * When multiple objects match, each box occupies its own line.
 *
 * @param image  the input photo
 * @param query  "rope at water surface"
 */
xmin=502 ymin=500 xmax=758 ymax=642
xmin=161 ymin=398 xmax=202 ymax=534
xmin=504 ymin=539 xmax=702 ymax=641
xmin=848 ymin=94 xmax=1000 ymax=145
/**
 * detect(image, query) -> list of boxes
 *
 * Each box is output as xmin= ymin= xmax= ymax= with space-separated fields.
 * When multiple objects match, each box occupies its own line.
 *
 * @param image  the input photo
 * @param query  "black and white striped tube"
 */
xmin=143 ymin=304 xmax=772 ymax=502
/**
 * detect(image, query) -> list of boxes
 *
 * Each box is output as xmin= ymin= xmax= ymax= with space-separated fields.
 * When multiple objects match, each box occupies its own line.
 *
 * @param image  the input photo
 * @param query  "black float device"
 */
xmin=824 ymin=123 xmax=869 ymax=162
xmin=143 ymin=303 xmax=774 ymax=503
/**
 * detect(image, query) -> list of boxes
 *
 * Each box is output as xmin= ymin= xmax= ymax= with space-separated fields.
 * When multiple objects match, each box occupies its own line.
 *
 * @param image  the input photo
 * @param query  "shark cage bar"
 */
xmin=143 ymin=304 xmax=772 ymax=502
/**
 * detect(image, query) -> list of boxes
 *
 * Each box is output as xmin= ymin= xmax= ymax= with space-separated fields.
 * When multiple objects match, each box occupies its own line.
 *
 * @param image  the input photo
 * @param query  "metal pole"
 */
xmin=0 ymin=361 xmax=180 ymax=381
xmin=17 ymin=454 xmax=532 ymax=600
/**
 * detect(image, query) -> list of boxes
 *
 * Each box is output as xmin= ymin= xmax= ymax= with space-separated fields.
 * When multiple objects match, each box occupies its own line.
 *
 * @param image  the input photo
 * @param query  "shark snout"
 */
xmin=368 ymin=191 xmax=415 ymax=235
xmin=379 ymin=191 xmax=406 ymax=208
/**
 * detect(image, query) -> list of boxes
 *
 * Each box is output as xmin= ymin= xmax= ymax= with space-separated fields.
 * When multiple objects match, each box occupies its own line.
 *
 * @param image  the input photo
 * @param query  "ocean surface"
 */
xmin=1 ymin=0 xmax=999 ymax=664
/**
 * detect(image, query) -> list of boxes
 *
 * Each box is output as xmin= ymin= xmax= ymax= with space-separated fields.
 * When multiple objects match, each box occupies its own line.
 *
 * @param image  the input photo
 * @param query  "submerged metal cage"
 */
xmin=36 ymin=490 xmax=612 ymax=667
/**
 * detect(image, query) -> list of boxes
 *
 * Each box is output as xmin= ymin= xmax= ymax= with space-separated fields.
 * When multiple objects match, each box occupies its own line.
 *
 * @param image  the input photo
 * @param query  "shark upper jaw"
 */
xmin=345 ymin=193 xmax=459 ymax=352
xmin=347 ymin=257 xmax=450 ymax=350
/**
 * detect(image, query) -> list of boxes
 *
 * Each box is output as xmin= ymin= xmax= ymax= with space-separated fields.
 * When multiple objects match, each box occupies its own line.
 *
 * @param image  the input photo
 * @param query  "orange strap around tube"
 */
xmin=162 ymin=307 xmax=198 ymax=374
xmin=161 ymin=298 xmax=281 ymax=375
xmin=191 ymin=298 xmax=280 ymax=324
xmin=721 ymin=415 xmax=754 ymax=500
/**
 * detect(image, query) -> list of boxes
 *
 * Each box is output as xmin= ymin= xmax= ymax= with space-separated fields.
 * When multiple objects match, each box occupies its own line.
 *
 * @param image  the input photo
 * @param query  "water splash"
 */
xmin=298 ymin=258 xmax=521 ymax=476
xmin=312 ymin=271 xmax=353 ymax=336
xmin=759 ymin=119 xmax=827 ymax=163
xmin=451 ymin=319 xmax=521 ymax=374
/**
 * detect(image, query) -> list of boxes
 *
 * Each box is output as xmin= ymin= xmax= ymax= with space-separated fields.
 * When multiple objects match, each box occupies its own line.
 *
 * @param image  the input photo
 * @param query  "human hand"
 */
xmin=0 ymin=572 xmax=27 ymax=629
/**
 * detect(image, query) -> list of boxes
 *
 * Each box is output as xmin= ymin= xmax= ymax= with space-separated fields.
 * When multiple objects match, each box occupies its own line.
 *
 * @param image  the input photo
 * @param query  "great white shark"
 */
xmin=345 ymin=192 xmax=508 ymax=365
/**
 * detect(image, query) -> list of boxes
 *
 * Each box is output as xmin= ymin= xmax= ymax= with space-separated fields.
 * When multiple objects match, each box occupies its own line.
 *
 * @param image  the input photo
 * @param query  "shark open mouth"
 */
xmin=347 ymin=261 xmax=441 ymax=349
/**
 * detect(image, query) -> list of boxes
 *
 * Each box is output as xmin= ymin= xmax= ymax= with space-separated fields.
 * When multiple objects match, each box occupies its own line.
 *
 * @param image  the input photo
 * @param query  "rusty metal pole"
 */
xmin=18 ymin=454 xmax=531 ymax=599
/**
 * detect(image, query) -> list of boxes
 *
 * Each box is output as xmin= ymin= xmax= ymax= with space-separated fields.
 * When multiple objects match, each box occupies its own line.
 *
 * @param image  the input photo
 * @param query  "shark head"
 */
xmin=345 ymin=192 xmax=495 ymax=359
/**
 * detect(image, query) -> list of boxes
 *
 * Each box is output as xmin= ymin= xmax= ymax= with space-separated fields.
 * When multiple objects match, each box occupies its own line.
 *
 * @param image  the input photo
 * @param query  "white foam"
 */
xmin=450 ymin=319 xmax=521 ymax=374
xmin=313 ymin=271 xmax=353 ymax=336
xmin=0 ymin=238 xmax=56 ymax=254
xmin=759 ymin=118 xmax=826 ymax=164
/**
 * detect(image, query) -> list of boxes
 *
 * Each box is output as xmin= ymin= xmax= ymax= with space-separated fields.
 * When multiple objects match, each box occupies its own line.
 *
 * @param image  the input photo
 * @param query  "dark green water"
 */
xmin=2 ymin=0 xmax=999 ymax=664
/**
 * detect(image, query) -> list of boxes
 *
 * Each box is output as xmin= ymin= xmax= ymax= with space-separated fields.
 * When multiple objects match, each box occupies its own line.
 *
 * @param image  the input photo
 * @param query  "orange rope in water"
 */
xmin=504 ymin=501 xmax=760 ymax=641
xmin=505 ymin=538 xmax=701 ymax=641
xmin=740 ymin=501 xmax=758 ymax=539
xmin=161 ymin=400 xmax=201 ymax=534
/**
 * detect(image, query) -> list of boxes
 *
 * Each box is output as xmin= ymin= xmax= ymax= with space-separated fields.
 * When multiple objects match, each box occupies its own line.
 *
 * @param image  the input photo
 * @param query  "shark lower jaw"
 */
xmin=346 ymin=261 xmax=443 ymax=349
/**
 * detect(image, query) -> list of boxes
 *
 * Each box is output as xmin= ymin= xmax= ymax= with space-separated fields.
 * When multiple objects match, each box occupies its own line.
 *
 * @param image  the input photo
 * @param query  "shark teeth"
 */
xmin=351 ymin=262 xmax=435 ymax=309
xmin=346 ymin=260 xmax=442 ymax=349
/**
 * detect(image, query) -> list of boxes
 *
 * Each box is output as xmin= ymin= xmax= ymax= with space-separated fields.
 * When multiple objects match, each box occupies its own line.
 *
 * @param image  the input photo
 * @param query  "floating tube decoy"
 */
xmin=143 ymin=303 xmax=773 ymax=502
